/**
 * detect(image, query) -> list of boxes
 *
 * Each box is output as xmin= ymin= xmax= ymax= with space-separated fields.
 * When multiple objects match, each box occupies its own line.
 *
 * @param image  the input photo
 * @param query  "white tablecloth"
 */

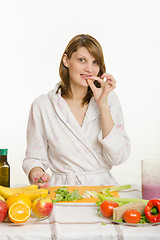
xmin=1 ymin=185 xmax=160 ymax=240
xmin=51 ymin=202 xmax=160 ymax=240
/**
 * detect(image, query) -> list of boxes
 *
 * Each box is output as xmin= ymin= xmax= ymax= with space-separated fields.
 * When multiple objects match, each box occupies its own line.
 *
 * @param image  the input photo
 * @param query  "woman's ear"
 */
xmin=62 ymin=54 xmax=69 ymax=68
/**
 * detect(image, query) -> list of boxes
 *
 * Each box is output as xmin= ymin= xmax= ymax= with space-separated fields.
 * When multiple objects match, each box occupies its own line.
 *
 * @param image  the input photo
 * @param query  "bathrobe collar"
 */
xmin=49 ymin=83 xmax=100 ymax=123
xmin=48 ymin=83 xmax=101 ymax=164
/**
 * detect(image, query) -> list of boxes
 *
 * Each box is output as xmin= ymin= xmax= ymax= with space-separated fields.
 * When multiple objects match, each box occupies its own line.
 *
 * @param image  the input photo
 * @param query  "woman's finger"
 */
xmin=88 ymin=76 xmax=104 ymax=85
xmin=86 ymin=79 xmax=98 ymax=94
xmin=32 ymin=172 xmax=50 ymax=184
xmin=101 ymin=73 xmax=112 ymax=78
xmin=104 ymin=80 xmax=116 ymax=91
xmin=101 ymin=73 xmax=116 ymax=84
xmin=38 ymin=181 xmax=50 ymax=188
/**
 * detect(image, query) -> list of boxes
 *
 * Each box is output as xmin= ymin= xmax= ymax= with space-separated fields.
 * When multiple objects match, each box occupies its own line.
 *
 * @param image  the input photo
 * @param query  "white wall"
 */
xmin=0 ymin=0 xmax=160 ymax=187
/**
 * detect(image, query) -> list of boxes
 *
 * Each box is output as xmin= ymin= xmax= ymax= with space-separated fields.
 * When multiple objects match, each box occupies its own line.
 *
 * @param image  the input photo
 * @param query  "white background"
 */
xmin=0 ymin=0 xmax=160 ymax=187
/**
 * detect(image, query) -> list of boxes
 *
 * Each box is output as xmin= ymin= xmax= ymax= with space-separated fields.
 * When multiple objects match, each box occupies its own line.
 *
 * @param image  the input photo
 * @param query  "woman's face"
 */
xmin=63 ymin=47 xmax=100 ymax=88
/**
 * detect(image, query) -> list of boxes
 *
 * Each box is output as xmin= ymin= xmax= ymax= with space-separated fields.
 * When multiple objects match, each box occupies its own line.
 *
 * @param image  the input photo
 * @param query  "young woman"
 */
xmin=22 ymin=34 xmax=130 ymax=188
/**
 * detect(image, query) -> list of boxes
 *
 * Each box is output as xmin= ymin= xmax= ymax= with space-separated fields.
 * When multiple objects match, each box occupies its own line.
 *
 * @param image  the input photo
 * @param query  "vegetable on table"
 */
xmin=123 ymin=209 xmax=141 ymax=224
xmin=82 ymin=190 xmax=98 ymax=198
xmin=100 ymin=184 xmax=131 ymax=196
xmin=96 ymin=195 xmax=148 ymax=207
xmin=96 ymin=195 xmax=150 ymax=224
xmin=100 ymin=201 xmax=119 ymax=218
xmin=52 ymin=187 xmax=82 ymax=203
xmin=144 ymin=199 xmax=160 ymax=223
xmin=113 ymin=201 xmax=145 ymax=221
xmin=83 ymin=185 xmax=131 ymax=198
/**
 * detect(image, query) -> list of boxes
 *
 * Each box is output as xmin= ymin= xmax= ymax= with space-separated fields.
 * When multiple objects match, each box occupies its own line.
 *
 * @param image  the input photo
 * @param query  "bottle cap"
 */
xmin=0 ymin=149 xmax=8 ymax=155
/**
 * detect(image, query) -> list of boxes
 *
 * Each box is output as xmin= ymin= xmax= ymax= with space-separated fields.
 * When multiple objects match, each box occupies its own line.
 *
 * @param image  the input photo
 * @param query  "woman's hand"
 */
xmin=86 ymin=73 xmax=116 ymax=107
xmin=29 ymin=167 xmax=50 ymax=188
xmin=87 ymin=73 xmax=116 ymax=138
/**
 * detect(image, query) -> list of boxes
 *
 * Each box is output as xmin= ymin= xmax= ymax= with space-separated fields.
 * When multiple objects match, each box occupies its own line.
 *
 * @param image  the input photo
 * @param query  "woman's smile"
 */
xmin=80 ymin=74 xmax=92 ymax=80
xmin=63 ymin=47 xmax=100 ymax=88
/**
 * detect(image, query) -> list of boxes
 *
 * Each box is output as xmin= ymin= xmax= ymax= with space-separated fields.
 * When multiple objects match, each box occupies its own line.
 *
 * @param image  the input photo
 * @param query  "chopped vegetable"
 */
xmin=99 ymin=189 xmax=113 ymax=197
xmin=52 ymin=187 xmax=82 ymax=203
xmin=144 ymin=199 xmax=160 ymax=223
xmin=83 ymin=185 xmax=131 ymax=198
xmin=100 ymin=184 xmax=131 ymax=195
xmin=82 ymin=191 xmax=98 ymax=198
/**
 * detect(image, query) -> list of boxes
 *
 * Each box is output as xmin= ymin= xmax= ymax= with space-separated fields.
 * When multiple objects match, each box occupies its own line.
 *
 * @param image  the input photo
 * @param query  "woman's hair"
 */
xmin=58 ymin=34 xmax=106 ymax=105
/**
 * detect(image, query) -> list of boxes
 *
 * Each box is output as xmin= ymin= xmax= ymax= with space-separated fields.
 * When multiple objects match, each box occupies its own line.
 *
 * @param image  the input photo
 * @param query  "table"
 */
xmin=1 ymin=184 xmax=160 ymax=240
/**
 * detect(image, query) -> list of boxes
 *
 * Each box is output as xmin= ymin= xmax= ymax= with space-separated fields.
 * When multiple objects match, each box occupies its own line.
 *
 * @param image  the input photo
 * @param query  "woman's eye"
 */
xmin=93 ymin=60 xmax=98 ymax=65
xmin=79 ymin=58 xmax=85 ymax=63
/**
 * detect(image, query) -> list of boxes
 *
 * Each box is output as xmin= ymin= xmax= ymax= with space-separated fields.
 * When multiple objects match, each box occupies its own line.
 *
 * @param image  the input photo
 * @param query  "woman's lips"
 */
xmin=81 ymin=74 xmax=92 ymax=80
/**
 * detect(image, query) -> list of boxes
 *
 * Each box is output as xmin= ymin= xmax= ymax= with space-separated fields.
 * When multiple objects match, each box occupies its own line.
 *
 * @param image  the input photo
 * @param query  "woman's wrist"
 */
xmin=99 ymin=103 xmax=110 ymax=113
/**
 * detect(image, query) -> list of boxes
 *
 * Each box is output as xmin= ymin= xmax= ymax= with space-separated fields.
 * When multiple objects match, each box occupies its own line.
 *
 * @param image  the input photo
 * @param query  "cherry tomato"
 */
xmin=100 ymin=201 xmax=119 ymax=218
xmin=123 ymin=209 xmax=141 ymax=224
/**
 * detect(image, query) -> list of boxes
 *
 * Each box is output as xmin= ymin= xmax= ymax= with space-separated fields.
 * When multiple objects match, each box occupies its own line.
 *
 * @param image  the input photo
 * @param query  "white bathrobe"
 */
xmin=22 ymin=83 xmax=130 ymax=186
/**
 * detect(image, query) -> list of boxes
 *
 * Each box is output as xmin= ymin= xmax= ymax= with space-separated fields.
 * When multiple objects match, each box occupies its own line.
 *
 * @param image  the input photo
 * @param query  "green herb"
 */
xmin=112 ymin=219 xmax=123 ymax=223
xmin=52 ymin=186 xmax=83 ymax=203
xmin=139 ymin=215 xmax=150 ymax=224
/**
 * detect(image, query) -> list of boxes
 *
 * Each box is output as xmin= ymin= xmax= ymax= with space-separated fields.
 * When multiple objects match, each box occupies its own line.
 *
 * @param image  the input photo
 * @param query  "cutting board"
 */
xmin=48 ymin=186 xmax=119 ymax=203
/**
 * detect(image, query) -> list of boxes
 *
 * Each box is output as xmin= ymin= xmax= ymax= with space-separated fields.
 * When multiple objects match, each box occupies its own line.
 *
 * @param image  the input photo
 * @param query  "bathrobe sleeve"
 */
xmin=98 ymin=91 xmax=130 ymax=167
xmin=22 ymin=99 xmax=49 ymax=176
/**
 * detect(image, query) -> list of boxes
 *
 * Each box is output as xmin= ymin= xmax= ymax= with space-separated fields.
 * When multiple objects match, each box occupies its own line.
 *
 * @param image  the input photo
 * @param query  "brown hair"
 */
xmin=58 ymin=34 xmax=106 ymax=105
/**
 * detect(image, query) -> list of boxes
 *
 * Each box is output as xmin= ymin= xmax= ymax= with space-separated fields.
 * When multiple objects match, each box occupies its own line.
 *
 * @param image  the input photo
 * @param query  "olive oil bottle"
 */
xmin=0 ymin=149 xmax=10 ymax=187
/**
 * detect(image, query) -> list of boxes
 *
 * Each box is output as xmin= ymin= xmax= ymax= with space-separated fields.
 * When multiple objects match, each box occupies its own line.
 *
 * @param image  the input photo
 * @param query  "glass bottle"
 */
xmin=0 ymin=149 xmax=10 ymax=187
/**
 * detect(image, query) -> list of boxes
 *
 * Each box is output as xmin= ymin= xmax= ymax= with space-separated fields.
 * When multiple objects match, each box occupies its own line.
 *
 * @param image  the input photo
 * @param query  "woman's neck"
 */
xmin=66 ymin=84 xmax=88 ymax=106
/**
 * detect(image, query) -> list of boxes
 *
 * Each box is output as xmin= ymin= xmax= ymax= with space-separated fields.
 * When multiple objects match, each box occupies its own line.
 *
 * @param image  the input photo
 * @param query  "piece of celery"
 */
xmin=52 ymin=187 xmax=82 ymax=203
xmin=100 ymin=184 xmax=131 ymax=194
xmin=97 ymin=195 xmax=148 ymax=206
xmin=82 ymin=191 xmax=99 ymax=198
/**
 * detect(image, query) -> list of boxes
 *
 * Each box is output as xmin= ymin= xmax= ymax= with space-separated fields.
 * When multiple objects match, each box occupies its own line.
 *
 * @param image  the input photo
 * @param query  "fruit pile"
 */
xmin=0 ymin=185 xmax=53 ymax=223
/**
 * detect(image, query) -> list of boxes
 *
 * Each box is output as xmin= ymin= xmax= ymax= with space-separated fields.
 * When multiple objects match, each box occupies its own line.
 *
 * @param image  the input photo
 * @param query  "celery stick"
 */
xmin=100 ymin=184 xmax=131 ymax=194
xmin=98 ymin=194 xmax=148 ymax=205
xmin=109 ymin=184 xmax=131 ymax=193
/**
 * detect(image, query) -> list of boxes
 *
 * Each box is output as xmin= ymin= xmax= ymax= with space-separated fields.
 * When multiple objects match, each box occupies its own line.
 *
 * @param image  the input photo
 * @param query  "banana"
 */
xmin=21 ymin=189 xmax=49 ymax=201
xmin=0 ymin=185 xmax=39 ymax=200
xmin=0 ymin=195 xmax=5 ymax=201
xmin=17 ymin=185 xmax=39 ymax=191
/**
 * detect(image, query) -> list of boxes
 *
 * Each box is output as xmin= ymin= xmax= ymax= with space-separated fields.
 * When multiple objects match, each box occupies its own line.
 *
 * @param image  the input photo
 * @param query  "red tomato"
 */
xmin=123 ymin=209 xmax=141 ymax=224
xmin=100 ymin=201 xmax=119 ymax=218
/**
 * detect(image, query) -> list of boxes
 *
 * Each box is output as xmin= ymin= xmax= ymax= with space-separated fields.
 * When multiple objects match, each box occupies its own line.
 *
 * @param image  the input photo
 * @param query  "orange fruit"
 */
xmin=6 ymin=193 xmax=32 ymax=209
xmin=8 ymin=202 xmax=31 ymax=223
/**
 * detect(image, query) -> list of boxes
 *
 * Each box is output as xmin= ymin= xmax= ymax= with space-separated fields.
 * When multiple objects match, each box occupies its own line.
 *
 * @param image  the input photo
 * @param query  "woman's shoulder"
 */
xmin=33 ymin=93 xmax=50 ymax=105
xmin=32 ymin=82 xmax=60 ymax=105
xmin=31 ymin=92 xmax=54 ymax=112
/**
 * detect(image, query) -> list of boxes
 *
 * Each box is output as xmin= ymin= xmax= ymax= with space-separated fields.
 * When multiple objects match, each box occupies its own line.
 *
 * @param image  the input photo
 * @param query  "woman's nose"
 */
xmin=84 ymin=63 xmax=93 ymax=73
